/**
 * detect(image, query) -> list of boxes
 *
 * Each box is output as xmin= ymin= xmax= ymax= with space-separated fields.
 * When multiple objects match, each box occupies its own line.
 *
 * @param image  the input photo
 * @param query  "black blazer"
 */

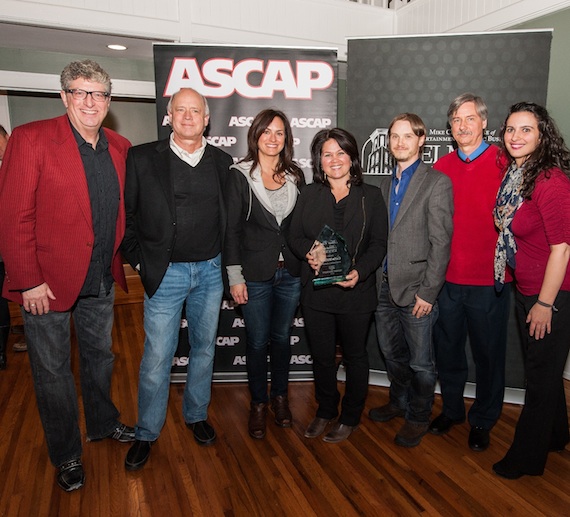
xmin=224 ymin=164 xmax=305 ymax=283
xmin=121 ymin=139 xmax=233 ymax=297
xmin=288 ymin=182 xmax=388 ymax=313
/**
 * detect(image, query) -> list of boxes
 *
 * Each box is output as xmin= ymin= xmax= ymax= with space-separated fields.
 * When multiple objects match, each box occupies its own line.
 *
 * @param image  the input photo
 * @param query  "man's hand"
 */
xmin=22 ymin=282 xmax=56 ymax=315
xmin=412 ymin=294 xmax=433 ymax=319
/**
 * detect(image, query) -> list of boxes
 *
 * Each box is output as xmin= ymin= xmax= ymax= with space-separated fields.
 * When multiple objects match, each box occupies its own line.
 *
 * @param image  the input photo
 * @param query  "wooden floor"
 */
xmin=0 ymin=301 xmax=569 ymax=517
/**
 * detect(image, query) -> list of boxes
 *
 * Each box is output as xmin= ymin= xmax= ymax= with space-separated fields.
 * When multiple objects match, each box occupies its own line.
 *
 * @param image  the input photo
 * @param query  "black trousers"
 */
xmin=501 ymin=289 xmax=570 ymax=475
xmin=0 ymin=262 xmax=10 ymax=327
xmin=302 ymin=306 xmax=372 ymax=427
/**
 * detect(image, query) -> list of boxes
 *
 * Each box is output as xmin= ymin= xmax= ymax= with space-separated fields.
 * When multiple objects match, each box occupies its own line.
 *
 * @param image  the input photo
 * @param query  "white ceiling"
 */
xmin=0 ymin=22 xmax=166 ymax=60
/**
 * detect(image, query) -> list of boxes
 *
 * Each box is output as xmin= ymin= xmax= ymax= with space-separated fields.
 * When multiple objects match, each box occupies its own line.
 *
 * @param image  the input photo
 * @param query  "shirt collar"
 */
xmin=458 ymin=140 xmax=489 ymax=162
xmin=69 ymin=118 xmax=107 ymax=150
xmin=393 ymin=158 xmax=421 ymax=181
xmin=169 ymin=134 xmax=207 ymax=167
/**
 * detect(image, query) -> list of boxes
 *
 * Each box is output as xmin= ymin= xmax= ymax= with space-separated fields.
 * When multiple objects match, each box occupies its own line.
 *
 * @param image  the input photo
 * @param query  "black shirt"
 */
xmin=71 ymin=122 xmax=119 ymax=296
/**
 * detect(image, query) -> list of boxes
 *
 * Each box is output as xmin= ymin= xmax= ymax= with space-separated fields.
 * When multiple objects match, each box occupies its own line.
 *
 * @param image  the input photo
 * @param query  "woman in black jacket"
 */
xmin=224 ymin=109 xmax=305 ymax=439
xmin=289 ymin=128 xmax=388 ymax=443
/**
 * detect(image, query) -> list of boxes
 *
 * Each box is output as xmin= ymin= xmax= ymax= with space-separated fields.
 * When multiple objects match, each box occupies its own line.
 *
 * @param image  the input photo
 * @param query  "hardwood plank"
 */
xmin=0 ymin=301 xmax=568 ymax=516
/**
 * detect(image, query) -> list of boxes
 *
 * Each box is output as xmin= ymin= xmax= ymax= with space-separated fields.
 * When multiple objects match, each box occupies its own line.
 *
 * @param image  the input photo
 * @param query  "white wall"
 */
xmin=395 ymin=0 xmax=570 ymax=34
xmin=0 ymin=0 xmax=396 ymax=59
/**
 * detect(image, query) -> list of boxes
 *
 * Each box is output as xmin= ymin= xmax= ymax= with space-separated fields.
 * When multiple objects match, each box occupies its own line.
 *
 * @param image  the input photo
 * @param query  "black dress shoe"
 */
xmin=125 ymin=440 xmax=153 ymax=471
xmin=57 ymin=459 xmax=85 ymax=491
xmin=492 ymin=459 xmax=525 ymax=479
xmin=428 ymin=414 xmax=465 ymax=436
xmin=105 ymin=423 xmax=136 ymax=443
xmin=187 ymin=420 xmax=216 ymax=446
xmin=469 ymin=426 xmax=490 ymax=452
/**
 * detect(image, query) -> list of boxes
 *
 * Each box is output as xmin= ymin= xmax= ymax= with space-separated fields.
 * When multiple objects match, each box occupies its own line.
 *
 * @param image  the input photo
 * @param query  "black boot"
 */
xmin=0 ymin=325 xmax=9 ymax=370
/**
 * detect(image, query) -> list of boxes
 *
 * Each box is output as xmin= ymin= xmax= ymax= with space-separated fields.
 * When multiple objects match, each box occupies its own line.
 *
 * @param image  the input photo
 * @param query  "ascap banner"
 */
xmin=153 ymin=44 xmax=338 ymax=381
xmin=346 ymin=30 xmax=552 ymax=390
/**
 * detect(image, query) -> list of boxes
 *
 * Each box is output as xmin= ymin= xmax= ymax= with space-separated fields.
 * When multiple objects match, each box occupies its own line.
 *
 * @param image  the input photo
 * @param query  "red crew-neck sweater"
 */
xmin=435 ymin=146 xmax=506 ymax=286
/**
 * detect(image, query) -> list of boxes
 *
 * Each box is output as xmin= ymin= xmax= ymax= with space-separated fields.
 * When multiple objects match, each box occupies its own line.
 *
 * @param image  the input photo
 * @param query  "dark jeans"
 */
xmin=434 ymin=282 xmax=510 ymax=429
xmin=375 ymin=281 xmax=438 ymax=424
xmin=23 ymin=282 xmax=121 ymax=467
xmin=500 ymin=290 xmax=570 ymax=475
xmin=241 ymin=267 xmax=301 ymax=404
xmin=302 ymin=306 xmax=372 ymax=427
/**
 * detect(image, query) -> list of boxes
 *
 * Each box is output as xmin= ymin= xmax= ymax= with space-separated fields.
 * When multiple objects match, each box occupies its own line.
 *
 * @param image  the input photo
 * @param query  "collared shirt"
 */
xmin=389 ymin=158 xmax=421 ymax=229
xmin=169 ymin=134 xmax=207 ymax=167
xmin=457 ymin=140 xmax=489 ymax=163
xmin=70 ymin=121 xmax=119 ymax=296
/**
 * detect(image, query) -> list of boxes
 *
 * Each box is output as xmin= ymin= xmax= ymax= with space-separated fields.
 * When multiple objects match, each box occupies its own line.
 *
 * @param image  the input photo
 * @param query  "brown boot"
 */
xmin=248 ymin=402 xmax=267 ymax=439
xmin=271 ymin=395 xmax=292 ymax=428
xmin=395 ymin=421 xmax=429 ymax=448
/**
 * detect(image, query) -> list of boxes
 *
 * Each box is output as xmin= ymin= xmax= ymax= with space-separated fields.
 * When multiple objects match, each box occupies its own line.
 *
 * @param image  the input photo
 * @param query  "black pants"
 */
xmin=501 ymin=289 xmax=570 ymax=475
xmin=0 ymin=262 xmax=10 ymax=327
xmin=302 ymin=306 xmax=372 ymax=427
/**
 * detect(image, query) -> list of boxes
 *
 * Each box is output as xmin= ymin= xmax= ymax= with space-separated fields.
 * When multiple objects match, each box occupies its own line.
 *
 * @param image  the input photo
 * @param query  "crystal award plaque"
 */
xmin=311 ymin=225 xmax=351 ymax=286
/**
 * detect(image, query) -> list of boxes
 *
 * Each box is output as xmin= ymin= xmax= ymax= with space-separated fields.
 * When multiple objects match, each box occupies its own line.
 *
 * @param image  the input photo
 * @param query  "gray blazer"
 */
xmin=378 ymin=161 xmax=453 ymax=306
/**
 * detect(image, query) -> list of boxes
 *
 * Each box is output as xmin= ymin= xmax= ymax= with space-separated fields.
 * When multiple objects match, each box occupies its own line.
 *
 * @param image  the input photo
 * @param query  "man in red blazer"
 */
xmin=0 ymin=60 xmax=134 ymax=492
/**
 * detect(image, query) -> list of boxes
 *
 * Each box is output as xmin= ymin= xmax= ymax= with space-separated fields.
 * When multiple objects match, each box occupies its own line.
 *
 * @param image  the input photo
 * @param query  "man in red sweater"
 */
xmin=430 ymin=93 xmax=511 ymax=452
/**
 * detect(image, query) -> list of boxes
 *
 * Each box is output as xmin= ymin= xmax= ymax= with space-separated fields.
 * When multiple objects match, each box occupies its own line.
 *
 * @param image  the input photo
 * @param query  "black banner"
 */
xmin=346 ymin=30 xmax=552 ymax=392
xmin=152 ymin=44 xmax=338 ymax=381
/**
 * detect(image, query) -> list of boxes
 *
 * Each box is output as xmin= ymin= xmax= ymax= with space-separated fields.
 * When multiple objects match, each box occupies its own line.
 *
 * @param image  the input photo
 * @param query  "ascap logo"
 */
xmin=206 ymin=136 xmax=237 ymax=147
xmin=228 ymin=116 xmax=331 ymax=129
xmin=221 ymin=300 xmax=237 ymax=310
xmin=292 ymin=317 xmax=304 ymax=328
xmin=232 ymin=318 xmax=245 ymax=328
xmin=216 ymin=336 xmax=240 ymax=347
xmin=294 ymin=158 xmax=312 ymax=169
xmin=173 ymin=356 xmax=189 ymax=366
xmin=164 ymin=58 xmax=335 ymax=100
xmin=290 ymin=117 xmax=332 ymax=129
xmin=290 ymin=354 xmax=312 ymax=365
xmin=232 ymin=354 xmax=312 ymax=366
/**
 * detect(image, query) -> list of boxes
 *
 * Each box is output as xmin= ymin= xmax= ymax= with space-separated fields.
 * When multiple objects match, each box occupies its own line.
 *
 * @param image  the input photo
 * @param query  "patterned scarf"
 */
xmin=493 ymin=163 xmax=524 ymax=291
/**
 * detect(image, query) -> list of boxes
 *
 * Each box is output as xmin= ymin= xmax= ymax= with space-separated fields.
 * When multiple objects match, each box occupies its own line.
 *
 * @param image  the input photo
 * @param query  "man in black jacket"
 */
xmin=121 ymin=88 xmax=233 ymax=471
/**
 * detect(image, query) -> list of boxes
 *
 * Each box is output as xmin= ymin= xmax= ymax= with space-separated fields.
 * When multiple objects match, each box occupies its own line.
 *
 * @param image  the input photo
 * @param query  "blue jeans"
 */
xmin=375 ymin=281 xmax=438 ymax=424
xmin=23 ymin=283 xmax=120 ymax=467
xmin=241 ymin=267 xmax=300 ymax=404
xmin=136 ymin=256 xmax=223 ymax=441
xmin=434 ymin=282 xmax=510 ymax=428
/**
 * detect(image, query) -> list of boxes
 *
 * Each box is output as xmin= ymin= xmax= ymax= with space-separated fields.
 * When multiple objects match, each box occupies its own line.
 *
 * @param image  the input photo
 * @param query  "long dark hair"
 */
xmin=241 ymin=109 xmax=303 ymax=184
xmin=500 ymin=102 xmax=570 ymax=199
xmin=310 ymin=128 xmax=363 ymax=187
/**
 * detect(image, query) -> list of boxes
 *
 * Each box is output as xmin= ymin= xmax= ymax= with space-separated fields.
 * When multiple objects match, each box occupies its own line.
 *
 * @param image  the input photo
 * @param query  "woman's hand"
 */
xmin=307 ymin=241 xmax=326 ymax=274
xmin=335 ymin=269 xmax=359 ymax=289
xmin=526 ymin=303 xmax=552 ymax=340
xmin=230 ymin=283 xmax=248 ymax=305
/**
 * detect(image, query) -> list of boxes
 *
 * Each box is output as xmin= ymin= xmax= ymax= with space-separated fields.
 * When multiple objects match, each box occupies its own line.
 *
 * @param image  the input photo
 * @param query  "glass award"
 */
xmin=311 ymin=225 xmax=351 ymax=287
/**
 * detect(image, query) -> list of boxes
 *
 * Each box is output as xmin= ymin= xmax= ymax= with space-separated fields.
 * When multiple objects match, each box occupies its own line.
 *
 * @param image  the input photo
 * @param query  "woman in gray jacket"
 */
xmin=224 ymin=109 xmax=304 ymax=439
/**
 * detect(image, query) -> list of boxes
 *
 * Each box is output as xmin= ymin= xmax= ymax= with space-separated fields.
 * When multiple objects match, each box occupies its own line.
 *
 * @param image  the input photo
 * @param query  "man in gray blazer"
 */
xmin=369 ymin=113 xmax=453 ymax=447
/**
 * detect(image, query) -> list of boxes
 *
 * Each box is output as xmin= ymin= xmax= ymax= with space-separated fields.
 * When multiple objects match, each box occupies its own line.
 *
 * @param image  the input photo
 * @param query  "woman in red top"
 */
xmin=493 ymin=102 xmax=570 ymax=479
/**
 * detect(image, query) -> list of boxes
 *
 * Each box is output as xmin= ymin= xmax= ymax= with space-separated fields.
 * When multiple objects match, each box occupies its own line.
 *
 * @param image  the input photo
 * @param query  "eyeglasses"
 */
xmin=65 ymin=89 xmax=110 ymax=102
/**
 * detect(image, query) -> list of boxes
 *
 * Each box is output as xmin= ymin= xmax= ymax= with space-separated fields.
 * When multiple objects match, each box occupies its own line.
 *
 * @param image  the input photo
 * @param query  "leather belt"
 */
xmin=277 ymin=260 xmax=285 ymax=269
